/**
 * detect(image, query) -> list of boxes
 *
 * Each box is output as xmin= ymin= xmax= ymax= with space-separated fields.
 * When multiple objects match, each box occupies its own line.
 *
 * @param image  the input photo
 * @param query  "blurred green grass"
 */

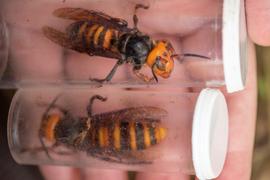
xmin=252 ymin=46 xmax=270 ymax=180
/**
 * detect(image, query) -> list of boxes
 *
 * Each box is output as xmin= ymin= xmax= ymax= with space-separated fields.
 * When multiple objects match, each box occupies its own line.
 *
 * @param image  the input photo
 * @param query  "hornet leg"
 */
xmin=88 ymin=150 xmax=152 ymax=164
xmin=87 ymin=95 xmax=107 ymax=117
xmin=39 ymin=133 xmax=53 ymax=160
xmin=39 ymin=94 xmax=69 ymax=118
xmin=90 ymin=59 xmax=124 ymax=83
xmin=133 ymin=68 xmax=156 ymax=83
xmin=133 ymin=4 xmax=149 ymax=30
xmin=19 ymin=144 xmax=75 ymax=160
xmin=151 ymin=63 xmax=158 ymax=82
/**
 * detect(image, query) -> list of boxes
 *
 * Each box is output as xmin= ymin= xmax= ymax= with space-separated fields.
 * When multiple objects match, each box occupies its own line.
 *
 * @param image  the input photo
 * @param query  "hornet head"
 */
xmin=146 ymin=40 xmax=176 ymax=80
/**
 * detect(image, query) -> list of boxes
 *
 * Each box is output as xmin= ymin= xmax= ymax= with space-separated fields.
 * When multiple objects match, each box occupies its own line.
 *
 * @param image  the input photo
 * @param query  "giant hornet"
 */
xmin=43 ymin=5 xmax=209 ymax=83
xmin=35 ymin=94 xmax=168 ymax=164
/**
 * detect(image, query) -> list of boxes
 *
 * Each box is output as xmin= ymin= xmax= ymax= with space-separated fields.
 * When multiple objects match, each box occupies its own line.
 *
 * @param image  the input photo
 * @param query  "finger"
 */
xmin=136 ymin=172 xmax=190 ymax=180
xmin=247 ymin=0 xmax=270 ymax=46
xmin=1 ymin=1 xmax=70 ymax=81
xmin=137 ymin=0 xmax=222 ymax=35
xmin=81 ymin=169 xmax=127 ymax=180
xmin=217 ymin=41 xmax=257 ymax=179
xmin=39 ymin=166 xmax=81 ymax=180
xmin=8 ymin=26 xmax=63 ymax=81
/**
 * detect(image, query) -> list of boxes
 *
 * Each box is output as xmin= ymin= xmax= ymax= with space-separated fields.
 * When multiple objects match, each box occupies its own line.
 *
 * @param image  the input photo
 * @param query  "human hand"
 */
xmin=2 ymin=0 xmax=263 ymax=179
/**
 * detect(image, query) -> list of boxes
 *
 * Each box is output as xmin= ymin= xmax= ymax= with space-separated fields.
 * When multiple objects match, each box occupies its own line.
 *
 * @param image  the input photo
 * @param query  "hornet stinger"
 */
xmin=43 ymin=4 xmax=209 ymax=83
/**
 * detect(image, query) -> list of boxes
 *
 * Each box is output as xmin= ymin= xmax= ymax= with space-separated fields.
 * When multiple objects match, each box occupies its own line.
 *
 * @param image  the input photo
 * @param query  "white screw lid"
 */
xmin=192 ymin=88 xmax=229 ymax=180
xmin=222 ymin=0 xmax=248 ymax=93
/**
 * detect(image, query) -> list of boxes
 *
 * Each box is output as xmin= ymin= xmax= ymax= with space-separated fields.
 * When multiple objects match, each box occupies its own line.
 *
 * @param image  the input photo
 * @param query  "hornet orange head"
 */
xmin=146 ymin=40 xmax=210 ymax=82
xmin=146 ymin=40 xmax=177 ymax=81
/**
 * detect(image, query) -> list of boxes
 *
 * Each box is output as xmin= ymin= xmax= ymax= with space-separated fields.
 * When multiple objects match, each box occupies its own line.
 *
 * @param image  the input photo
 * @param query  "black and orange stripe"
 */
xmin=75 ymin=22 xmax=119 ymax=51
xmin=135 ymin=122 xmax=145 ymax=150
xmin=88 ymin=120 xmax=167 ymax=151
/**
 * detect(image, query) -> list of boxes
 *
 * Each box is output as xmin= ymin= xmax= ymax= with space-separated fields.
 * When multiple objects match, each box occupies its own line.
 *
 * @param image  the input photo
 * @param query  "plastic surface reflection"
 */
xmin=1 ymin=0 xmax=223 ymax=87
xmin=9 ymin=87 xmax=197 ymax=173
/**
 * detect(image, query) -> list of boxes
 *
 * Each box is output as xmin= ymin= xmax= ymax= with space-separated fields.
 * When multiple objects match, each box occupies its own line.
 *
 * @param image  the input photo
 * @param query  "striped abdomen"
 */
xmin=89 ymin=120 xmax=167 ymax=151
xmin=69 ymin=21 xmax=120 ymax=51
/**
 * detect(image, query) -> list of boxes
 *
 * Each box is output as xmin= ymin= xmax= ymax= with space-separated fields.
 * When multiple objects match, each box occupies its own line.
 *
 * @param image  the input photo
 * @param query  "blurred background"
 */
xmin=0 ymin=45 xmax=268 ymax=179
xmin=252 ymin=46 xmax=270 ymax=180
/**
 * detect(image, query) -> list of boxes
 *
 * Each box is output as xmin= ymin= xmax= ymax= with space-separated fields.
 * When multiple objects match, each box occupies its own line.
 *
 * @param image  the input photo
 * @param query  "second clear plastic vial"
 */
xmin=8 ymin=87 xmax=228 ymax=179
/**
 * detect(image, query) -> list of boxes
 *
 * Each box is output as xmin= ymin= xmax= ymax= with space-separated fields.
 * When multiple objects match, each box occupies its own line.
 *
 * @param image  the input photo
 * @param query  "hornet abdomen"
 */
xmin=88 ymin=118 xmax=167 ymax=152
xmin=67 ymin=21 xmax=121 ymax=53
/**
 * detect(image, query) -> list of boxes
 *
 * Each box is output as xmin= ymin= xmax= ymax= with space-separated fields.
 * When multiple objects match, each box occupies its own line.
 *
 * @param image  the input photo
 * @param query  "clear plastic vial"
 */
xmin=0 ymin=0 xmax=247 ymax=92
xmin=8 ymin=87 xmax=228 ymax=179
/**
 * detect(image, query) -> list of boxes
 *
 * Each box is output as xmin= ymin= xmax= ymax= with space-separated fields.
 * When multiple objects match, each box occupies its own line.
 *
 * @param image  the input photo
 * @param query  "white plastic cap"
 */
xmin=222 ymin=0 xmax=248 ymax=93
xmin=192 ymin=88 xmax=228 ymax=180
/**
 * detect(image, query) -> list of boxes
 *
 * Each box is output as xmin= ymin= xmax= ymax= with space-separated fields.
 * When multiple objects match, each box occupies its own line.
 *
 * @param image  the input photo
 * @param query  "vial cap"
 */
xmin=192 ymin=88 xmax=228 ymax=180
xmin=222 ymin=0 xmax=248 ymax=93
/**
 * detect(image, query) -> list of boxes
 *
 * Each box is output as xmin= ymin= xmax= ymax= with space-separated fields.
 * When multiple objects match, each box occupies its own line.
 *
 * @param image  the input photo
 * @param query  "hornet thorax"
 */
xmin=118 ymin=33 xmax=153 ymax=69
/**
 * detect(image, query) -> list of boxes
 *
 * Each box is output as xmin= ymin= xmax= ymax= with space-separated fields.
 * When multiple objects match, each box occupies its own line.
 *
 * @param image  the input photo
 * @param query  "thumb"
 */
xmin=247 ymin=0 xmax=270 ymax=46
